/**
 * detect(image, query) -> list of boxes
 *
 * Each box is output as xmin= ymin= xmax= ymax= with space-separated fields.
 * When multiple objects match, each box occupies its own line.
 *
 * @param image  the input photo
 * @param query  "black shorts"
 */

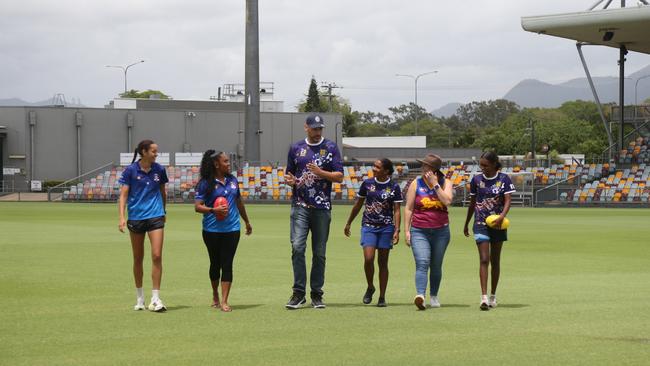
xmin=127 ymin=216 xmax=165 ymax=234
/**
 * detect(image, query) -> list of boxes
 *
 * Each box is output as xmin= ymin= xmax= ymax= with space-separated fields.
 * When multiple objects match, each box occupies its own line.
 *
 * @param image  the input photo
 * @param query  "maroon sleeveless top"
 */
xmin=411 ymin=177 xmax=449 ymax=229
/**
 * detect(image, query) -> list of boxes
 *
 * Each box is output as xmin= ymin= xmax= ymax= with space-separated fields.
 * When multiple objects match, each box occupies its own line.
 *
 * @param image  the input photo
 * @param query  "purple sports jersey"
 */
xmin=286 ymin=138 xmax=343 ymax=210
xmin=470 ymin=172 xmax=516 ymax=228
xmin=358 ymin=178 xmax=403 ymax=227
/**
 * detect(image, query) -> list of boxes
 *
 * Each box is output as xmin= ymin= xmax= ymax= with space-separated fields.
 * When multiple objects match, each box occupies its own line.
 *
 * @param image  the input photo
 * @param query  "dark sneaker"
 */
xmin=285 ymin=293 xmax=306 ymax=310
xmin=377 ymin=297 xmax=387 ymax=307
xmin=311 ymin=294 xmax=326 ymax=309
xmin=362 ymin=287 xmax=375 ymax=305
xmin=414 ymin=295 xmax=426 ymax=310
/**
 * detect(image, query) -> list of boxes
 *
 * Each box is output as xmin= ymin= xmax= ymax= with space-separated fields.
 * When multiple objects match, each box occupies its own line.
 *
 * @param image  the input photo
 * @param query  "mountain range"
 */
xmin=431 ymin=64 xmax=650 ymax=117
xmin=0 ymin=97 xmax=85 ymax=107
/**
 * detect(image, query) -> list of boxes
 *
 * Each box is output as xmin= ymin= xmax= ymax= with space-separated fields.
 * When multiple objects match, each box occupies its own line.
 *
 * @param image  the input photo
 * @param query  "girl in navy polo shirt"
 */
xmin=195 ymin=150 xmax=252 ymax=312
xmin=118 ymin=139 xmax=169 ymax=312
xmin=344 ymin=158 xmax=402 ymax=307
xmin=463 ymin=151 xmax=515 ymax=310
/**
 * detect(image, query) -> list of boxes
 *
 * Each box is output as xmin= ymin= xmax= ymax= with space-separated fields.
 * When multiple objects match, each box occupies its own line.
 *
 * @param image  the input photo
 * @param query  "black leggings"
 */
xmin=202 ymin=231 xmax=240 ymax=282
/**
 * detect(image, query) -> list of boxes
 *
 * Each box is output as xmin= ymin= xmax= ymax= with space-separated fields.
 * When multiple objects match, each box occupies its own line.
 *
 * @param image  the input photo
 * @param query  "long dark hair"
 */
xmin=131 ymin=139 xmax=155 ymax=163
xmin=198 ymin=150 xmax=223 ymax=197
xmin=481 ymin=151 xmax=502 ymax=170
xmin=379 ymin=158 xmax=394 ymax=176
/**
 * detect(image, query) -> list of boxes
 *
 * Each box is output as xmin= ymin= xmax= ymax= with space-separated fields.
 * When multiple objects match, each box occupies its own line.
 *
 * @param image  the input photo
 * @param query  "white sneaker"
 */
xmin=480 ymin=295 xmax=489 ymax=311
xmin=134 ymin=299 xmax=145 ymax=311
xmin=488 ymin=295 xmax=497 ymax=308
xmin=429 ymin=296 xmax=441 ymax=308
xmin=148 ymin=298 xmax=167 ymax=312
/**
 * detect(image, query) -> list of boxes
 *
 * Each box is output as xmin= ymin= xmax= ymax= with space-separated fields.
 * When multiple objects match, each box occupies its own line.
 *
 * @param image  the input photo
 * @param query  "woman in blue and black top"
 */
xmin=344 ymin=158 xmax=402 ymax=307
xmin=195 ymin=150 xmax=252 ymax=312
xmin=118 ymin=139 xmax=169 ymax=312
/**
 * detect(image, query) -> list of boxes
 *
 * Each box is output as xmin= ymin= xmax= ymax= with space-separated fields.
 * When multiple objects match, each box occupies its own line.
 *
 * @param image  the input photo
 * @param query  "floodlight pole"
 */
xmin=244 ymin=0 xmax=261 ymax=165
xmin=618 ymin=0 xmax=626 ymax=154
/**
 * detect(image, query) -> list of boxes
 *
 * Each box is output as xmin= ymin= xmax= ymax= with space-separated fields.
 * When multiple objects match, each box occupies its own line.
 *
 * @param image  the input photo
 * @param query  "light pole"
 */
xmin=106 ymin=60 xmax=145 ymax=94
xmin=396 ymin=70 xmax=437 ymax=136
xmin=634 ymin=74 xmax=650 ymax=118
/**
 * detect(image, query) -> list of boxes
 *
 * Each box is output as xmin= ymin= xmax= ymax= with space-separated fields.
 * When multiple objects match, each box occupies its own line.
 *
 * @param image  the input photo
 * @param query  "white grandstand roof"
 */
xmin=343 ymin=136 xmax=426 ymax=148
xmin=521 ymin=5 xmax=650 ymax=54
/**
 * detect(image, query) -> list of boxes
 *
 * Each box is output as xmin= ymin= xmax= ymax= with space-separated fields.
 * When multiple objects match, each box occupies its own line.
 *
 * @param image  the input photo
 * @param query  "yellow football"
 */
xmin=485 ymin=215 xmax=510 ymax=230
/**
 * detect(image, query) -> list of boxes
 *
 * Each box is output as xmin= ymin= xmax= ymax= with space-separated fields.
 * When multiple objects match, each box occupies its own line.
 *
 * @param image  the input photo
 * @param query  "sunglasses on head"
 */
xmin=210 ymin=151 xmax=224 ymax=158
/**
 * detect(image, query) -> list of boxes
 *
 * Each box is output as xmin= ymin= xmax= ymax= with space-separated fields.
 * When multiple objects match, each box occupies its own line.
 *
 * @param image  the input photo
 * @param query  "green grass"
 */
xmin=1 ymin=203 xmax=649 ymax=365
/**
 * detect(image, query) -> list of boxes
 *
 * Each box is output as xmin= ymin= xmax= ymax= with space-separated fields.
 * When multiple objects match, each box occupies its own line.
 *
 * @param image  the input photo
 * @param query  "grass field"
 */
xmin=1 ymin=202 xmax=649 ymax=365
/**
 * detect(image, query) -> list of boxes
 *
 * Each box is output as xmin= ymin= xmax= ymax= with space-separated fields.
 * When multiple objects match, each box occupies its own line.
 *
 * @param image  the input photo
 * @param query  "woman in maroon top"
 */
xmin=404 ymin=154 xmax=454 ymax=310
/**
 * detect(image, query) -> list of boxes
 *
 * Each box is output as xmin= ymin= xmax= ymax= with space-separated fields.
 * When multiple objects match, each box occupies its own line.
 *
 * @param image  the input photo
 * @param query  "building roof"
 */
xmin=342 ymin=136 xmax=426 ymax=148
xmin=521 ymin=5 xmax=650 ymax=54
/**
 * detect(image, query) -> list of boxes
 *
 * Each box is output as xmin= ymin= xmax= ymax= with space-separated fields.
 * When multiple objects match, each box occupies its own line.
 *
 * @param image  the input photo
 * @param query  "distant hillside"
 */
xmin=431 ymin=102 xmax=462 ymax=118
xmin=0 ymin=97 xmax=85 ymax=107
xmin=503 ymin=64 xmax=650 ymax=108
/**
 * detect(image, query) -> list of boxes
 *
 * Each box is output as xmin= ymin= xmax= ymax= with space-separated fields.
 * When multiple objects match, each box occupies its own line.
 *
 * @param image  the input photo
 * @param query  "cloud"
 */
xmin=0 ymin=0 xmax=648 ymax=112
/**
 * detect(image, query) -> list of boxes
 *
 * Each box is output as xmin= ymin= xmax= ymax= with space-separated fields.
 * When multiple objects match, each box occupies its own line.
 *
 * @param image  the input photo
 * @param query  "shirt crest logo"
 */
xmin=320 ymin=149 xmax=327 ymax=156
xmin=299 ymin=148 xmax=307 ymax=157
xmin=479 ymin=181 xmax=485 ymax=188
xmin=369 ymin=185 xmax=376 ymax=192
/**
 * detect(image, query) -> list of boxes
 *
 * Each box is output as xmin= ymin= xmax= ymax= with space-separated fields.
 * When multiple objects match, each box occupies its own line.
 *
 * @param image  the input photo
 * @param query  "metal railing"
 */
xmin=600 ymin=120 xmax=650 ymax=162
xmin=534 ymin=175 xmax=582 ymax=206
xmin=47 ymin=161 xmax=115 ymax=201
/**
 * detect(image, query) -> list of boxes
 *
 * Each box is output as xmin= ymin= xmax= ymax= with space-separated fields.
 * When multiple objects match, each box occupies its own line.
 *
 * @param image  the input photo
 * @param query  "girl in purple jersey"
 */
xmin=463 ymin=151 xmax=515 ymax=311
xmin=344 ymin=158 xmax=402 ymax=307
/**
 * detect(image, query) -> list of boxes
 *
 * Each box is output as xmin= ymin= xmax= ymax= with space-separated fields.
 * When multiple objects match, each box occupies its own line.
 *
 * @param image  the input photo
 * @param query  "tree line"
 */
xmin=298 ymin=77 xmax=637 ymax=161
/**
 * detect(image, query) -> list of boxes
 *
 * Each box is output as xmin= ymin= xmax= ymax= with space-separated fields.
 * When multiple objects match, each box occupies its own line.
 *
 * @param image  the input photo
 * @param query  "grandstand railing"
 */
xmin=600 ymin=120 xmax=650 ymax=162
xmin=534 ymin=175 xmax=581 ymax=206
xmin=47 ymin=161 xmax=115 ymax=201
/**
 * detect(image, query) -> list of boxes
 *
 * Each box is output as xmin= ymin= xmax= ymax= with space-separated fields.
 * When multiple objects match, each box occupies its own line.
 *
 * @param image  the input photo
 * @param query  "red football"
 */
xmin=213 ymin=196 xmax=229 ymax=221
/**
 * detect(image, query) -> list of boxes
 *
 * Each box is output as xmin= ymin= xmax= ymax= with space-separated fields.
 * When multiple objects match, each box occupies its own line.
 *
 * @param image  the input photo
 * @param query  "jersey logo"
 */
xmin=299 ymin=148 xmax=307 ymax=157
xmin=369 ymin=185 xmax=376 ymax=192
xmin=420 ymin=197 xmax=445 ymax=210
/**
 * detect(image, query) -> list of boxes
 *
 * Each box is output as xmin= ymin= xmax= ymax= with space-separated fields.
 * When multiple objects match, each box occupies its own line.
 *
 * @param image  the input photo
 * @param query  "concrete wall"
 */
xmin=0 ymin=106 xmax=342 ymax=189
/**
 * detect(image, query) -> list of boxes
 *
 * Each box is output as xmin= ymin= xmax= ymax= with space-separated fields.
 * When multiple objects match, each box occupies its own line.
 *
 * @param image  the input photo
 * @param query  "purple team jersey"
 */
xmin=470 ymin=172 xmax=516 ymax=229
xmin=358 ymin=178 xmax=403 ymax=227
xmin=286 ymin=138 xmax=343 ymax=210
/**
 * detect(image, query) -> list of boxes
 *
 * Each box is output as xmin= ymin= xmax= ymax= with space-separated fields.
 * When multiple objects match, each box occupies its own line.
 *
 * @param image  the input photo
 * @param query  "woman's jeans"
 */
xmin=410 ymin=226 xmax=451 ymax=296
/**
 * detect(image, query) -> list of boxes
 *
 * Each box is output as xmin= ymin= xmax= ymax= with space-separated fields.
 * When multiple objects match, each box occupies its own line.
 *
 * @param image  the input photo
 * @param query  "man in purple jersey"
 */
xmin=284 ymin=114 xmax=343 ymax=309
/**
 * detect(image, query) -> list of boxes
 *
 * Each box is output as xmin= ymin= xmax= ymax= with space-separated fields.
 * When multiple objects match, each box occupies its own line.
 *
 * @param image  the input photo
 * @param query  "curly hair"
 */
xmin=197 ymin=150 xmax=224 ymax=197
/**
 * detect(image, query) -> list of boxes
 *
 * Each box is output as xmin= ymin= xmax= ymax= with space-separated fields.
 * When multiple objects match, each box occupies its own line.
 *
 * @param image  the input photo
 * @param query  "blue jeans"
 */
xmin=290 ymin=205 xmax=331 ymax=296
xmin=410 ymin=226 xmax=451 ymax=296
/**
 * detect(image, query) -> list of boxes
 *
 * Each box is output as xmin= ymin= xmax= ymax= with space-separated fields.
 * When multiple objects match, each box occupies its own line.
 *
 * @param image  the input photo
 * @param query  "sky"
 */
xmin=1 ymin=0 xmax=649 ymax=113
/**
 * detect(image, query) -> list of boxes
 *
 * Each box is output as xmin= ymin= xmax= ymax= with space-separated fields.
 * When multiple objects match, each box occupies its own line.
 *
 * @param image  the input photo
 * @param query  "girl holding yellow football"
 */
xmin=463 ymin=151 xmax=515 ymax=311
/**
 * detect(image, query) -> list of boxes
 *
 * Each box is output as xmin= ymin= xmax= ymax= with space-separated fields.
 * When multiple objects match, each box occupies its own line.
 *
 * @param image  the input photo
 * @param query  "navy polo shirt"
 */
xmin=195 ymin=175 xmax=241 ymax=233
xmin=119 ymin=161 xmax=168 ymax=220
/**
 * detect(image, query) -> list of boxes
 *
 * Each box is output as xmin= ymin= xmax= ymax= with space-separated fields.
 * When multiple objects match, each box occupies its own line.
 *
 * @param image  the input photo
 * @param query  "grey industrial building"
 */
xmin=0 ymin=99 xmax=482 ymax=192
